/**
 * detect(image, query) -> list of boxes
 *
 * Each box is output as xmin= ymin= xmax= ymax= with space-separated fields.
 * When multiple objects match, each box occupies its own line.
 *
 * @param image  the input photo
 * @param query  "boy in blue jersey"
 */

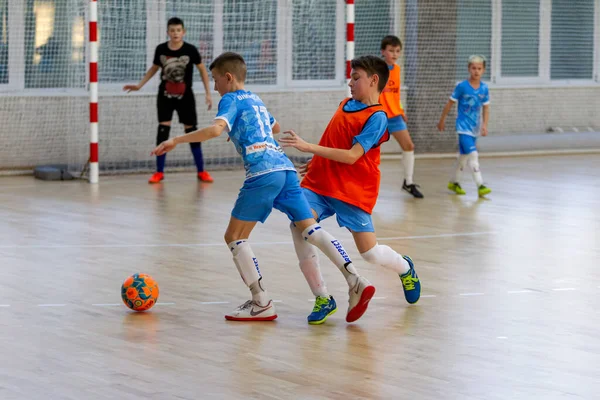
xmin=438 ymin=55 xmax=492 ymax=197
xmin=152 ymin=52 xmax=374 ymax=324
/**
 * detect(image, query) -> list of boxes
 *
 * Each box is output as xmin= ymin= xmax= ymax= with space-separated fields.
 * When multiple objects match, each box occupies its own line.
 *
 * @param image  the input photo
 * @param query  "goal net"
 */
xmin=0 ymin=0 xmax=597 ymax=177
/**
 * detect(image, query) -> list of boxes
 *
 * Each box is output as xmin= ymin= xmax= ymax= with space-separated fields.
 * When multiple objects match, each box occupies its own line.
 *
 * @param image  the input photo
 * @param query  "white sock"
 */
xmin=290 ymin=223 xmax=329 ymax=298
xmin=454 ymin=154 xmax=468 ymax=183
xmin=300 ymin=260 xmax=329 ymax=298
xmin=249 ymin=281 xmax=269 ymax=306
xmin=473 ymin=171 xmax=484 ymax=187
xmin=467 ymin=152 xmax=484 ymax=186
xmin=302 ymin=224 xmax=359 ymax=286
xmin=361 ymin=244 xmax=410 ymax=275
xmin=402 ymin=151 xmax=415 ymax=185
xmin=228 ymin=240 xmax=269 ymax=305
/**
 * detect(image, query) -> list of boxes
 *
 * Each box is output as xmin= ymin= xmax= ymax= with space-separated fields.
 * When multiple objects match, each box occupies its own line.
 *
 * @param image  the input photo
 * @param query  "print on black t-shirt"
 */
xmin=153 ymin=42 xmax=201 ymax=100
xmin=160 ymin=55 xmax=189 ymax=98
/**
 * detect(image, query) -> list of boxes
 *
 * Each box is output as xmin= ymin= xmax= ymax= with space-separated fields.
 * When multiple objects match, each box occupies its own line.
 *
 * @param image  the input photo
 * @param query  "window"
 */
xmin=223 ymin=0 xmax=277 ymax=85
xmin=23 ymin=0 xmax=85 ymax=88
xmin=167 ymin=0 xmax=214 ymax=85
xmin=98 ymin=0 xmax=146 ymax=83
xmin=501 ymin=0 xmax=540 ymax=77
xmin=456 ymin=0 xmax=492 ymax=81
xmin=0 ymin=0 xmax=7 ymax=84
xmin=551 ymin=0 xmax=594 ymax=80
xmin=292 ymin=0 xmax=336 ymax=81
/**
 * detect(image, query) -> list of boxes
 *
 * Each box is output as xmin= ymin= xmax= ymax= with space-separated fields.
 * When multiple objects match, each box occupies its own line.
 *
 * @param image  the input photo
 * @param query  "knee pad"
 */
xmin=290 ymin=222 xmax=318 ymax=261
xmin=361 ymin=244 xmax=383 ymax=265
xmin=360 ymin=244 xmax=398 ymax=266
xmin=228 ymin=240 xmax=261 ymax=285
xmin=185 ymin=126 xmax=197 ymax=134
xmin=458 ymin=154 xmax=468 ymax=169
xmin=156 ymin=125 xmax=171 ymax=145
xmin=467 ymin=152 xmax=480 ymax=172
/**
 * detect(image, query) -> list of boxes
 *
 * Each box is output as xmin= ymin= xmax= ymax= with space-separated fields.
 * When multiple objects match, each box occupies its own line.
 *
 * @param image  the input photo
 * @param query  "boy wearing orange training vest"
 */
xmin=379 ymin=35 xmax=423 ymax=198
xmin=280 ymin=55 xmax=421 ymax=309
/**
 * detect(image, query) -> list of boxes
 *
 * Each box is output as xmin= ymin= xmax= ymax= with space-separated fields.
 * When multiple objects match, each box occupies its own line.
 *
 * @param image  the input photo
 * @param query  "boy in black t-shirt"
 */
xmin=124 ymin=17 xmax=214 ymax=183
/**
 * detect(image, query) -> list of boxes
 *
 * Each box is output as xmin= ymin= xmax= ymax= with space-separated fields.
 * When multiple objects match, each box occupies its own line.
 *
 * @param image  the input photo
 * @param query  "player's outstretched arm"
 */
xmin=151 ymin=120 xmax=227 ymax=156
xmin=280 ymin=130 xmax=364 ymax=165
xmin=123 ymin=65 xmax=160 ymax=92
xmin=437 ymin=100 xmax=455 ymax=132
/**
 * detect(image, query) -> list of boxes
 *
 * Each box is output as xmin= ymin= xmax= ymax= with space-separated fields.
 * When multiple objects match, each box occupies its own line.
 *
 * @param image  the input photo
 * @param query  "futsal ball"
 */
xmin=121 ymin=273 xmax=159 ymax=311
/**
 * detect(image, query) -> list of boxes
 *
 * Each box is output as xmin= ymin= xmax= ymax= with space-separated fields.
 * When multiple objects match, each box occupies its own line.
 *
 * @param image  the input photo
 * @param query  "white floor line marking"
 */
xmin=507 ymin=290 xmax=534 ymax=294
xmin=0 ymin=184 xmax=39 ymax=191
xmin=0 ymin=231 xmax=496 ymax=249
xmin=378 ymin=231 xmax=496 ymax=241
xmin=497 ymin=336 xmax=508 ymax=340
xmin=5 ymin=285 xmax=597 ymax=309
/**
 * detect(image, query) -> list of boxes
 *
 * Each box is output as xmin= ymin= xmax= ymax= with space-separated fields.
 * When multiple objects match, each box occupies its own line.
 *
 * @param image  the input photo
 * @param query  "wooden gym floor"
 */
xmin=0 ymin=154 xmax=598 ymax=400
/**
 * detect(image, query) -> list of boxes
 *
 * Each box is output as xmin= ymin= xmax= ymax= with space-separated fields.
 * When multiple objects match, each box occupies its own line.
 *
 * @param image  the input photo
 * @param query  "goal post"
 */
xmin=89 ymin=0 xmax=98 ymax=183
xmin=346 ymin=0 xmax=354 ymax=98
xmin=0 ymin=1 xmax=598 ymax=180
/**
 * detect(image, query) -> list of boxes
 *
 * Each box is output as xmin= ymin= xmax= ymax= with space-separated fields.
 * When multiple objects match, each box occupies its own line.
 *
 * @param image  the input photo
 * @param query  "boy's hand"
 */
xmin=123 ymin=84 xmax=140 ymax=92
xmin=279 ymin=130 xmax=312 ymax=153
xmin=297 ymin=159 xmax=312 ymax=177
xmin=151 ymin=139 xmax=177 ymax=156
xmin=205 ymin=94 xmax=213 ymax=110
xmin=437 ymin=120 xmax=445 ymax=132
xmin=481 ymin=126 xmax=488 ymax=136
xmin=401 ymin=113 xmax=408 ymax=122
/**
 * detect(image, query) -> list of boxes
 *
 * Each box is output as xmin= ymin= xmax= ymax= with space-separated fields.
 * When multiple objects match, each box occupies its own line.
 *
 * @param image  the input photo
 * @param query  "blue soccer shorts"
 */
xmin=232 ymin=170 xmax=314 ymax=223
xmin=388 ymin=115 xmax=408 ymax=133
xmin=302 ymin=188 xmax=374 ymax=233
xmin=458 ymin=134 xmax=478 ymax=155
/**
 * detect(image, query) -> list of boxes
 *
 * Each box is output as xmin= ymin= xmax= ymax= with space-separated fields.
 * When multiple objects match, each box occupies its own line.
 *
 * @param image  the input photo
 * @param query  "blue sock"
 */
xmin=156 ymin=155 xmax=166 ymax=173
xmin=189 ymin=143 xmax=204 ymax=172
xmin=156 ymin=124 xmax=171 ymax=173
xmin=186 ymin=126 xmax=204 ymax=172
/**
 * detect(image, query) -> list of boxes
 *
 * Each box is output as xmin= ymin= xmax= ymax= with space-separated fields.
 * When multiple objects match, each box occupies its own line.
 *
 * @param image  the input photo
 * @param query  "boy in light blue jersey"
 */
xmin=152 ymin=52 xmax=375 ymax=324
xmin=215 ymin=90 xmax=294 ymax=181
xmin=438 ymin=55 xmax=491 ymax=197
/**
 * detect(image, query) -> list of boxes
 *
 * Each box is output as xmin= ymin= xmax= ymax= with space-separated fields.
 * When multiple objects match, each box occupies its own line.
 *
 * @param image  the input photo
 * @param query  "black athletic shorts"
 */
xmin=157 ymin=90 xmax=197 ymax=126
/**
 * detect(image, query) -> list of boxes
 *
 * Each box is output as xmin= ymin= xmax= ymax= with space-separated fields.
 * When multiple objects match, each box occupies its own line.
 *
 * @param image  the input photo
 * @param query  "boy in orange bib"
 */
xmin=379 ymin=35 xmax=423 ymax=198
xmin=280 ymin=55 xmax=421 ymax=308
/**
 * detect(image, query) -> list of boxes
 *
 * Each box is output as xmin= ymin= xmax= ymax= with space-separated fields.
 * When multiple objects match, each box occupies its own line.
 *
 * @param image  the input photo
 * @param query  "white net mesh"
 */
xmin=0 ymin=0 xmax=88 ymax=173
xmin=0 ymin=0 xmax=598 ymax=176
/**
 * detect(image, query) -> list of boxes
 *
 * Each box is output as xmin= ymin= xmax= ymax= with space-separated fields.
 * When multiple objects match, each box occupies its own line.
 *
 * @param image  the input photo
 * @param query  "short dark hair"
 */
xmin=209 ymin=52 xmax=247 ymax=82
xmin=167 ymin=17 xmax=184 ymax=29
xmin=381 ymin=35 xmax=402 ymax=50
xmin=351 ymin=55 xmax=389 ymax=92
